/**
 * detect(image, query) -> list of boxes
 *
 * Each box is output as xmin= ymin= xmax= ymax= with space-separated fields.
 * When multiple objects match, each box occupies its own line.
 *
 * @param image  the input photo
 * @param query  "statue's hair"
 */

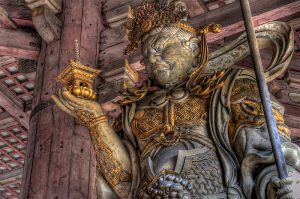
xmin=141 ymin=23 xmax=198 ymax=43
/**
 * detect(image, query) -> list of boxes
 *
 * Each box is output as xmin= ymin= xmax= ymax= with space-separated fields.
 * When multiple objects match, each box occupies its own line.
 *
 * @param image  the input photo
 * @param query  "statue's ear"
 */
xmin=173 ymin=1 xmax=187 ymax=14
xmin=189 ymin=37 xmax=201 ymax=55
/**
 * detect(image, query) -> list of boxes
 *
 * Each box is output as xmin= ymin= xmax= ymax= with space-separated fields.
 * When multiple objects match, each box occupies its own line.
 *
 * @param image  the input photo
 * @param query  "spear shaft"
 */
xmin=239 ymin=0 xmax=288 ymax=179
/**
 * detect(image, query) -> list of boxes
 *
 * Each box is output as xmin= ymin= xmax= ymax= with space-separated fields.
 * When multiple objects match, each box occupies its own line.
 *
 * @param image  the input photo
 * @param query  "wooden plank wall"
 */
xmin=20 ymin=0 xmax=102 ymax=198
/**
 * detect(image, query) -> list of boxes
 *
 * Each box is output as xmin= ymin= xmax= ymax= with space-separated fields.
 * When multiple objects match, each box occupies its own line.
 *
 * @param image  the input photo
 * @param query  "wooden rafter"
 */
xmin=0 ymin=84 xmax=29 ymax=130
xmin=99 ymin=0 xmax=300 ymax=69
xmin=0 ymin=5 xmax=17 ymax=29
xmin=0 ymin=168 xmax=22 ymax=181
xmin=0 ymin=28 xmax=40 ymax=60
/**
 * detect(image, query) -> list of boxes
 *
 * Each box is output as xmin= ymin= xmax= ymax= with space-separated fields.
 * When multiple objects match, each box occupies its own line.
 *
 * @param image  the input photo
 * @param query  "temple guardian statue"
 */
xmin=52 ymin=0 xmax=300 ymax=198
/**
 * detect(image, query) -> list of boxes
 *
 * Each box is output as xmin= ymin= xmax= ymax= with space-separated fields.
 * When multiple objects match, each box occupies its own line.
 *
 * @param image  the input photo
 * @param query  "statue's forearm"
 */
xmin=90 ymin=121 xmax=132 ymax=194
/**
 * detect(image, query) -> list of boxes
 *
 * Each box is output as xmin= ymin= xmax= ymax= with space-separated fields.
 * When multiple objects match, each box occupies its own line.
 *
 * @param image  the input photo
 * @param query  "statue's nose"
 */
xmin=148 ymin=54 xmax=162 ymax=65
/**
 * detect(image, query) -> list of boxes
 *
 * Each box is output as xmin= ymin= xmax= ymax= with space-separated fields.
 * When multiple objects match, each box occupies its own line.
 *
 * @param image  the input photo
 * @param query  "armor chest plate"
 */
xmin=131 ymin=94 xmax=227 ymax=198
xmin=131 ymin=95 xmax=209 ymax=141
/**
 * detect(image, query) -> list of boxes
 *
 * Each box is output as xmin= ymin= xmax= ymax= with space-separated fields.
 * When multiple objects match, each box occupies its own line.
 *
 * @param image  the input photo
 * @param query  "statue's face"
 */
xmin=141 ymin=27 xmax=200 ymax=88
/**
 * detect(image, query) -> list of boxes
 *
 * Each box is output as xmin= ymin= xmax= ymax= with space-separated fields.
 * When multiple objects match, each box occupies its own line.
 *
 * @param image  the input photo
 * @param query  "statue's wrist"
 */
xmin=73 ymin=109 xmax=108 ymax=129
xmin=87 ymin=115 xmax=108 ymax=129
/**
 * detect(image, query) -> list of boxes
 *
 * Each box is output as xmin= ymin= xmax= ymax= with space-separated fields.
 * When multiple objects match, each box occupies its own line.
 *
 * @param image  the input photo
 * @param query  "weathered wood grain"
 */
xmin=284 ymin=103 xmax=300 ymax=129
xmin=99 ymin=23 xmax=126 ymax=50
xmin=0 ymin=28 xmax=40 ymax=60
xmin=20 ymin=40 xmax=46 ymax=199
xmin=288 ymin=17 xmax=300 ymax=30
xmin=102 ymin=0 xmax=143 ymax=12
xmin=0 ymin=5 xmax=17 ymax=29
xmin=0 ymin=83 xmax=28 ymax=129
xmin=31 ymin=6 xmax=62 ymax=43
xmin=0 ymin=1 xmax=32 ymax=20
xmin=105 ymin=5 xmax=128 ymax=24
xmin=25 ymin=0 xmax=62 ymax=13
xmin=0 ymin=168 xmax=22 ymax=181
xmin=183 ymin=0 xmax=208 ymax=17
xmin=88 ymin=148 xmax=97 ymax=199
xmin=0 ymin=111 xmax=9 ymax=120
xmin=21 ymin=0 xmax=100 ymax=198
xmin=290 ymin=127 xmax=300 ymax=137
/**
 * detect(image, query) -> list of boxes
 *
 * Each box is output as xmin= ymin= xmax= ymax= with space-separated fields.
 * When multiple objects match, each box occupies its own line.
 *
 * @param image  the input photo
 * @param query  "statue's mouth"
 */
xmin=152 ymin=64 xmax=169 ymax=71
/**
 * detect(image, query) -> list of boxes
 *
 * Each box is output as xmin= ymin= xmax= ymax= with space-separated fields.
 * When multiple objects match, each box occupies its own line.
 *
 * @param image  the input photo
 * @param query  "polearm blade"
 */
xmin=239 ymin=0 xmax=288 ymax=179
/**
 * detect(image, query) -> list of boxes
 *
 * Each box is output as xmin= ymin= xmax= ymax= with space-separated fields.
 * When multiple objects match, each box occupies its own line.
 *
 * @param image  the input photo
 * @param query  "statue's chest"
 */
xmin=131 ymin=95 xmax=209 ymax=141
xmin=132 ymin=95 xmax=227 ymax=197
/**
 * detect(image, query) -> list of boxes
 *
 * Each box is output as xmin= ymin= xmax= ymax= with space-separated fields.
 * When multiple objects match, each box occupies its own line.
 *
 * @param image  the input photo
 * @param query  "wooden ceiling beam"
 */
xmin=290 ymin=128 xmax=300 ymax=138
xmin=0 ymin=5 xmax=17 ymax=29
xmin=183 ymin=0 xmax=208 ymax=17
xmin=0 ymin=83 xmax=29 ymax=130
xmin=0 ymin=168 xmax=22 ymax=182
xmin=0 ymin=111 xmax=9 ymax=120
xmin=0 ymin=1 xmax=32 ymax=20
xmin=99 ymin=0 xmax=300 ymax=68
xmin=288 ymin=17 xmax=300 ymax=30
xmin=0 ymin=28 xmax=40 ymax=60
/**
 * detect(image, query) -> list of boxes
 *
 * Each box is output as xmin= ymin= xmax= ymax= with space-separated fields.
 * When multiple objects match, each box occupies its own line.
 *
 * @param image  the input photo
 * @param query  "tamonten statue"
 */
xmin=52 ymin=0 xmax=300 ymax=198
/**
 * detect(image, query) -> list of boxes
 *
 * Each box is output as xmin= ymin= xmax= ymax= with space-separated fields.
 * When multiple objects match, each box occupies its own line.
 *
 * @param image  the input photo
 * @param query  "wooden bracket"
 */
xmin=25 ymin=0 xmax=62 ymax=13
xmin=25 ymin=0 xmax=62 ymax=43
xmin=0 ymin=6 xmax=17 ymax=29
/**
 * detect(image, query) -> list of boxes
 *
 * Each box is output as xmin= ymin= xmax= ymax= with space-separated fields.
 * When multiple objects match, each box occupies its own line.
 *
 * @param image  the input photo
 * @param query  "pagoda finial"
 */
xmin=74 ymin=39 xmax=80 ymax=63
xmin=55 ymin=38 xmax=101 ymax=100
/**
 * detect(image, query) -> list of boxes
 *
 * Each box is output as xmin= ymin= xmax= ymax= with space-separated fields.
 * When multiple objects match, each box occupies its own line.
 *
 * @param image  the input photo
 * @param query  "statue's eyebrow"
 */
xmin=162 ymin=36 xmax=172 ymax=46
xmin=156 ymin=35 xmax=173 ymax=48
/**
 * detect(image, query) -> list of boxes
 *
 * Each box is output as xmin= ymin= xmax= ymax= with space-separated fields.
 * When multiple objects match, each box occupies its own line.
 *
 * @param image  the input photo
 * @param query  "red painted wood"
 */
xmin=0 ymin=6 xmax=17 ymax=29
xmin=0 ymin=88 xmax=29 ymax=130
xmin=0 ymin=46 xmax=39 ymax=60
xmin=12 ymin=18 xmax=34 ymax=27
xmin=20 ymin=40 xmax=46 ymax=199
xmin=290 ymin=128 xmax=300 ymax=137
xmin=21 ymin=0 xmax=101 ymax=198
xmin=0 ymin=28 xmax=40 ymax=60
xmin=205 ymin=1 xmax=300 ymax=43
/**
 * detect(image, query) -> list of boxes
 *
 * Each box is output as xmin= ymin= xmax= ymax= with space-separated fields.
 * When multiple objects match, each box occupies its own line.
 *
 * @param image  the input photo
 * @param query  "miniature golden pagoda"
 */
xmin=56 ymin=39 xmax=101 ymax=100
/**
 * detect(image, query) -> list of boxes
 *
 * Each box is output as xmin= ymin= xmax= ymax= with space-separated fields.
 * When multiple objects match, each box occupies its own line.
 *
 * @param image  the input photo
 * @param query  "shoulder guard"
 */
xmin=229 ymin=77 xmax=290 ymax=142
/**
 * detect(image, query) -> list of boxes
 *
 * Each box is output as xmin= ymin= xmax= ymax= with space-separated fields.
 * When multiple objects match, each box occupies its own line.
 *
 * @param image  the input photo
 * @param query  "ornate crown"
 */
xmin=124 ymin=0 xmax=188 ymax=55
xmin=124 ymin=0 xmax=222 ymax=55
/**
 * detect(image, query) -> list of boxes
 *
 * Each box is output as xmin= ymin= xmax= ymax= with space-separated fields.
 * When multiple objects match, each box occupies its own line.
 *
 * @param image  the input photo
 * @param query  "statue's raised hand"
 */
xmin=269 ymin=176 xmax=293 ymax=199
xmin=51 ymin=87 xmax=106 ymax=128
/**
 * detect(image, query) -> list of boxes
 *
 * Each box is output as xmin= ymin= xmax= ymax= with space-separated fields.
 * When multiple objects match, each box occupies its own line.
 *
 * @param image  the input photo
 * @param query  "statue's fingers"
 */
xmin=271 ymin=176 xmax=281 ymax=188
xmin=277 ymin=187 xmax=293 ymax=198
xmin=51 ymin=95 xmax=73 ymax=116
xmin=62 ymin=88 xmax=81 ymax=105
xmin=280 ymin=194 xmax=294 ymax=199
xmin=59 ymin=89 xmax=77 ymax=110
xmin=279 ymin=179 xmax=293 ymax=187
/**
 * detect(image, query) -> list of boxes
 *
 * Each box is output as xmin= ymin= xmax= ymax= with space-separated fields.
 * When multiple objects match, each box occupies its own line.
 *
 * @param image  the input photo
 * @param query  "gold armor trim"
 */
xmin=131 ymin=95 xmax=209 ymax=140
xmin=116 ymin=79 xmax=150 ymax=106
xmin=229 ymin=79 xmax=290 ymax=141
xmin=132 ymin=95 xmax=211 ymax=161
xmin=90 ymin=129 xmax=132 ymax=187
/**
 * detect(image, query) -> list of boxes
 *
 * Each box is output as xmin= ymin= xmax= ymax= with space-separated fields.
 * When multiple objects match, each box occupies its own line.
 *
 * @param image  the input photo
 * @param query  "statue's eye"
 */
xmin=189 ymin=42 xmax=199 ymax=52
xmin=155 ymin=45 xmax=162 ymax=52
xmin=151 ymin=42 xmax=162 ymax=53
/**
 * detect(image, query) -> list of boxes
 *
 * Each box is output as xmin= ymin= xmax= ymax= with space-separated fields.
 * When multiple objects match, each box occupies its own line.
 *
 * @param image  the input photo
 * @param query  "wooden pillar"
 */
xmin=21 ymin=0 xmax=101 ymax=198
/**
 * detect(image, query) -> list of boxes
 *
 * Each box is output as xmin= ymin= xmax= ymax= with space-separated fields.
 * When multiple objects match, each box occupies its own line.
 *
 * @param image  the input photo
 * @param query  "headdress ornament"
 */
xmin=124 ymin=0 xmax=222 ymax=55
